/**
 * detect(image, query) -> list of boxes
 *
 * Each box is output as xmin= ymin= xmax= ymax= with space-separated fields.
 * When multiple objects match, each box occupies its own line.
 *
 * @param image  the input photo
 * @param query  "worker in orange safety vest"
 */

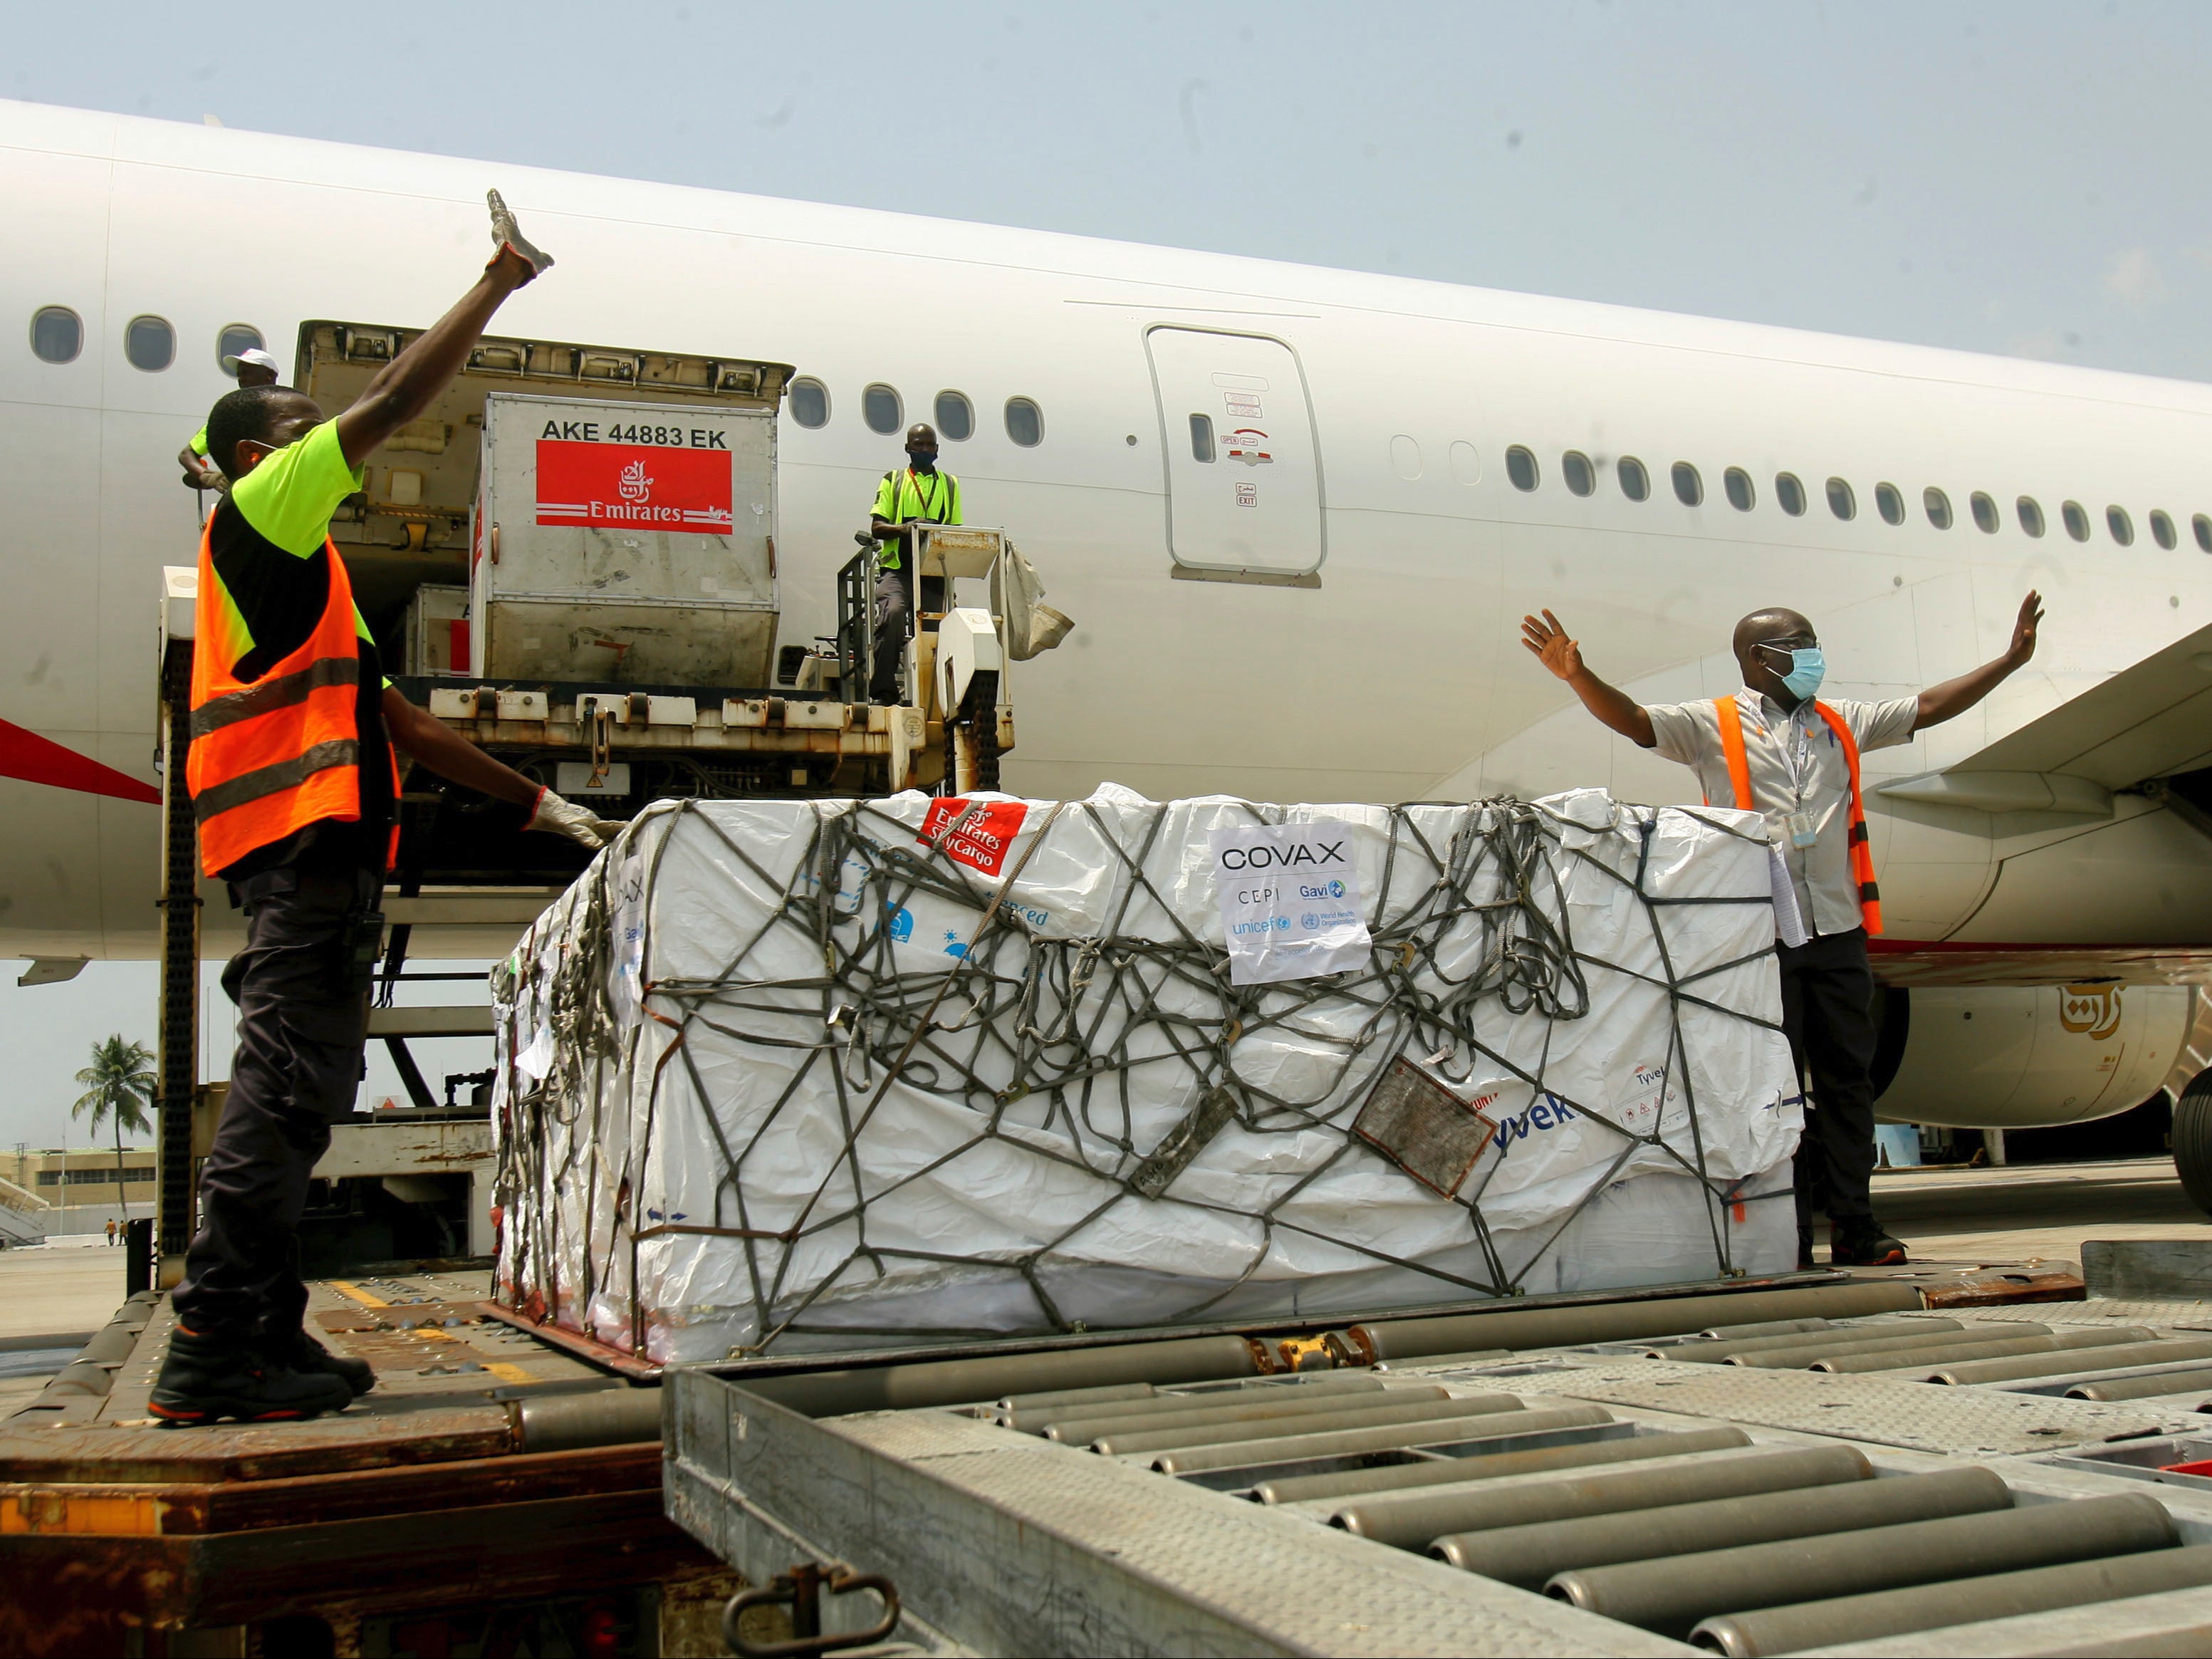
xmin=153 ymin=192 xmax=621 ymax=1427
xmin=1520 ymin=591 xmax=2044 ymax=1270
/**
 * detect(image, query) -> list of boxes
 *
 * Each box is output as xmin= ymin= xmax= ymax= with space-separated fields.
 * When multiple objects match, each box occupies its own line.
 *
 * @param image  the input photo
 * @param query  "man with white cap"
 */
xmin=180 ymin=346 xmax=284 ymax=492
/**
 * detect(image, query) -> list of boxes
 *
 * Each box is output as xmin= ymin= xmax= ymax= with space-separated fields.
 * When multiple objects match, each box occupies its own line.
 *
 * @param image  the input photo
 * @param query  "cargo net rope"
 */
xmin=491 ymin=789 xmax=1803 ymax=1363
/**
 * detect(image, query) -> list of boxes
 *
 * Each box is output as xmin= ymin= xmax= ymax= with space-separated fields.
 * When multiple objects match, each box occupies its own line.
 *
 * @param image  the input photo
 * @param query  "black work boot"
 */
xmin=264 ymin=1327 xmax=376 ymax=1398
xmin=148 ymin=1324 xmax=354 ymax=1425
xmin=1830 ymin=1226 xmax=1909 ymax=1268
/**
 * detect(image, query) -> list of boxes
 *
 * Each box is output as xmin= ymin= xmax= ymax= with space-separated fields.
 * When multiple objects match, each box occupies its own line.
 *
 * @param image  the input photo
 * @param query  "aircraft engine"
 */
xmin=1869 ymin=983 xmax=2194 ymax=1130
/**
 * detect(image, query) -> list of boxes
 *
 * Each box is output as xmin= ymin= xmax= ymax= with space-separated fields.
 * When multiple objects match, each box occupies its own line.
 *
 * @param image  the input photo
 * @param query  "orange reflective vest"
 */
xmin=187 ymin=514 xmax=396 ymax=877
xmin=1711 ymin=696 xmax=1883 ymax=937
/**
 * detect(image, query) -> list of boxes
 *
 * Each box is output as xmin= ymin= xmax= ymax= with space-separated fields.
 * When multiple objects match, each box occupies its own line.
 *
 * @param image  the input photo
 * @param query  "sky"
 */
xmin=5 ymin=0 xmax=2208 ymax=1145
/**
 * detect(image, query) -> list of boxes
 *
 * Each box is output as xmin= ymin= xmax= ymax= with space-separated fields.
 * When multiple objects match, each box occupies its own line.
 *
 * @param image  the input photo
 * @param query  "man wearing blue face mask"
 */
xmin=1523 ymin=593 xmax=2044 ymax=1269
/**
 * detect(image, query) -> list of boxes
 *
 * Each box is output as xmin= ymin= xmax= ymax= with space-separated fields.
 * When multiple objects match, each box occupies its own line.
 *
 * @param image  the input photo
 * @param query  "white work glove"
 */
xmin=526 ymin=787 xmax=623 ymax=851
xmin=486 ymin=188 xmax=554 ymax=283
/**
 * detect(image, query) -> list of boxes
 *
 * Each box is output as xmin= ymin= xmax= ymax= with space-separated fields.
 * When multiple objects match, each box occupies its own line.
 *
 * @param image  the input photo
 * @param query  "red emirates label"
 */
xmin=918 ymin=799 xmax=1028 ymax=876
xmin=534 ymin=441 xmax=734 ymax=530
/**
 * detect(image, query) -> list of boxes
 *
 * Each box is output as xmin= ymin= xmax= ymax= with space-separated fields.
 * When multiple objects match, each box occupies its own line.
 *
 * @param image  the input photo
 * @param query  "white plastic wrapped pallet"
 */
xmin=492 ymin=786 xmax=1802 ymax=1365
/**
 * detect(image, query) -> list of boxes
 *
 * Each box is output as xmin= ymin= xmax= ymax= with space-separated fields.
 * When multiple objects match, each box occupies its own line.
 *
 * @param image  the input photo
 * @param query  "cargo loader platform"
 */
xmin=662 ymin=1276 xmax=2212 ymax=1657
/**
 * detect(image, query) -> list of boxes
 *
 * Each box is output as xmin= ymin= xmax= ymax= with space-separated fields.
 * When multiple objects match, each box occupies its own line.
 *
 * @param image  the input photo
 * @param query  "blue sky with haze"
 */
xmin=4 ymin=0 xmax=2204 ymax=1147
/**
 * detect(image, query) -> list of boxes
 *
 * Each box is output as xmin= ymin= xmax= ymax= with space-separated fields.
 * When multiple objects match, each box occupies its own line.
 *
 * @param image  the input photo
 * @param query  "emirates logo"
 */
xmin=617 ymin=459 xmax=654 ymax=504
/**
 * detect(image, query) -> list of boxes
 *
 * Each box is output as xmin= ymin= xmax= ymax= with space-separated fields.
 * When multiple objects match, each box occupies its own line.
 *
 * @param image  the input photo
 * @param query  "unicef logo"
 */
xmin=1273 ymin=915 xmax=1292 ymax=931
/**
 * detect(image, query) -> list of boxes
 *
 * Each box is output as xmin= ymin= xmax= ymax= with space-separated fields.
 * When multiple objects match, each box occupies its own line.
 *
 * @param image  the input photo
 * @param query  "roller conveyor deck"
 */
xmin=664 ymin=1286 xmax=2212 ymax=1657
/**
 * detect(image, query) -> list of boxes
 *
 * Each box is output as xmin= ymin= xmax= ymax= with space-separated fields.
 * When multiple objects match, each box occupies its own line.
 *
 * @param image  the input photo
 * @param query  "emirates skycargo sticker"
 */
xmin=534 ymin=440 xmax=734 ymax=530
xmin=918 ymin=798 xmax=1028 ymax=877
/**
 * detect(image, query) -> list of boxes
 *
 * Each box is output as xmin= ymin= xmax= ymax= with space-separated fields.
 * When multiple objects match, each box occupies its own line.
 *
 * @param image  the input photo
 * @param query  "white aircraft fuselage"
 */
xmin=5 ymin=99 xmax=2211 ymax=1133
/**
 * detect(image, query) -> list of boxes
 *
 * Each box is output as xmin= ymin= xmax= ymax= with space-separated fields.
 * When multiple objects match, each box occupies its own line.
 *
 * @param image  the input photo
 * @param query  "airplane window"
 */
xmin=934 ymin=390 xmax=974 ymax=442
xmin=862 ymin=384 xmax=902 ymax=435
xmin=1506 ymin=446 xmax=1539 ymax=492
xmin=125 ymin=315 xmax=174 ymax=373
xmin=1923 ymin=487 xmax=1952 ymax=529
xmin=1449 ymin=441 xmax=1481 ymax=486
xmin=1875 ymin=482 xmax=1904 ymax=525
xmin=2151 ymin=509 xmax=2177 ymax=551
xmin=788 ymin=378 xmax=830 ymax=428
xmin=1825 ymin=477 xmax=1855 ymax=520
xmin=30 ymin=306 xmax=80 ymax=364
xmin=1189 ymin=413 xmax=1216 ymax=463
xmin=2196 ymin=514 xmax=2212 ymax=553
xmin=1723 ymin=467 xmax=1754 ymax=511
xmin=1616 ymin=455 xmax=1649 ymax=501
xmin=2107 ymin=505 xmax=2134 ymax=547
xmin=216 ymin=323 xmax=264 ymax=367
xmin=2017 ymin=496 xmax=2045 ymax=538
xmin=1671 ymin=462 xmax=1703 ymax=506
xmin=1562 ymin=450 xmax=1595 ymax=496
xmin=1970 ymin=492 xmax=1999 ymax=534
xmin=1004 ymin=397 xmax=1043 ymax=447
xmin=2060 ymin=501 xmax=2090 ymax=541
xmin=1775 ymin=472 xmax=1807 ymax=516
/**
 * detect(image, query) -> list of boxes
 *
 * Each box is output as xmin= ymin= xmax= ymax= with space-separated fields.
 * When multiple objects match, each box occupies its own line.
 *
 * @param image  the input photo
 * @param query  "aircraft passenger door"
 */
xmin=1144 ymin=327 xmax=1325 ymax=581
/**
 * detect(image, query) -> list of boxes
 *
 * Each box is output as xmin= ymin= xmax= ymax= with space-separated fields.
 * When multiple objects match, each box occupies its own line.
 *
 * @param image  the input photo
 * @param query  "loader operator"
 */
xmin=1520 ymin=592 xmax=2045 ymax=1271
xmin=867 ymin=421 xmax=962 ymax=703
xmin=151 ymin=194 xmax=621 ymax=1426
xmin=179 ymin=346 xmax=283 ymax=492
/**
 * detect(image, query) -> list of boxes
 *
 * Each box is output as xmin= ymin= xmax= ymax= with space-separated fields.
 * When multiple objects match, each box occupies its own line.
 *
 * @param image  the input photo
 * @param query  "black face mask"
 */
xmin=907 ymin=449 xmax=937 ymax=474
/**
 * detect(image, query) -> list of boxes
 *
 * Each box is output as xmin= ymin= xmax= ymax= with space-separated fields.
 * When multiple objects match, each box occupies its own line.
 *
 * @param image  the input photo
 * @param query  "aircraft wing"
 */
xmin=1879 ymin=620 xmax=2212 ymax=817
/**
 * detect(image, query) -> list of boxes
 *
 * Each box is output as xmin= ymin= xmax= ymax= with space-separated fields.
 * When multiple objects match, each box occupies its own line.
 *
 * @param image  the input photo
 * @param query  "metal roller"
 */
xmin=1927 ymin=1338 xmax=2212 ymax=1388
xmin=1040 ymin=1379 xmax=1412 ymax=1442
xmin=2070 ymin=1366 xmax=2212 ymax=1402
xmin=1152 ymin=1404 xmax=1611 ymax=1478
xmin=1432 ymin=1467 xmax=2008 ymax=1588
xmin=1022 ymin=1373 xmax=1386 ymax=1433
xmin=1728 ymin=1324 xmax=2052 ymax=1368
xmin=1657 ymin=1320 xmax=1961 ymax=1363
xmin=1543 ymin=1491 xmax=2177 ymax=1640
xmin=1337 ymin=1445 xmax=1868 ymax=1551
xmin=1690 ymin=1542 xmax=2212 ymax=1657
xmin=1346 ymin=1281 xmax=1923 ymax=1364
xmin=738 ymin=1332 xmax=1263 ymax=1418
xmin=1094 ymin=1392 xmax=1520 ymax=1457
xmin=1837 ymin=1326 xmax=2161 ymax=1376
xmin=1253 ymin=1426 xmax=1751 ymax=1506
xmin=996 ymin=1381 xmax=1154 ymax=1413
xmin=1697 ymin=1316 xmax=1835 ymax=1341
xmin=510 ymin=1387 xmax=664 ymax=1452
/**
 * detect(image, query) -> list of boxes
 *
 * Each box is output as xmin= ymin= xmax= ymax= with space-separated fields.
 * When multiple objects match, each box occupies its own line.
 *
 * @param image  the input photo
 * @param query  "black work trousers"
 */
xmin=172 ymin=861 xmax=382 ymax=1346
xmin=1775 ymin=926 xmax=1881 ymax=1242
xmin=870 ymin=566 xmax=944 ymax=703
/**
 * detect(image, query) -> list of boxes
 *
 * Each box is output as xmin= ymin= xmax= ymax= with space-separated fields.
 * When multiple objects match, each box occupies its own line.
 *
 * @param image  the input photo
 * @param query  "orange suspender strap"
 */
xmin=1810 ymin=701 xmax=1884 ymax=937
xmin=1712 ymin=697 xmax=1754 ymax=811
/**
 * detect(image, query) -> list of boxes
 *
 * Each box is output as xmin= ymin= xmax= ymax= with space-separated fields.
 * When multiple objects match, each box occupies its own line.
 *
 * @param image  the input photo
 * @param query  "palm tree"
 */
xmin=73 ymin=1036 xmax=156 ymax=1224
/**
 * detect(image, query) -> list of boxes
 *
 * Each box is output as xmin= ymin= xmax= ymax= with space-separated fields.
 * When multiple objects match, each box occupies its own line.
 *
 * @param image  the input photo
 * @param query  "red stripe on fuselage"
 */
xmin=0 ymin=717 xmax=160 ymax=805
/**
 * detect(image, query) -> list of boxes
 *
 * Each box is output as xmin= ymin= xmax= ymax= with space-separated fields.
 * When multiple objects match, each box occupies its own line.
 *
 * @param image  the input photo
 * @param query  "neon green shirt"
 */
xmin=219 ymin=420 xmax=376 ymax=650
xmin=189 ymin=425 xmax=209 ymax=458
xmin=871 ymin=468 xmax=961 ymax=570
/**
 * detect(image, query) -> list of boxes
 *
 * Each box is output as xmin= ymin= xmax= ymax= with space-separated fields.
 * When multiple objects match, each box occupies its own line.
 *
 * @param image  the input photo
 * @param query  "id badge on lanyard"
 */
xmin=1783 ymin=715 xmax=1819 ymax=847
